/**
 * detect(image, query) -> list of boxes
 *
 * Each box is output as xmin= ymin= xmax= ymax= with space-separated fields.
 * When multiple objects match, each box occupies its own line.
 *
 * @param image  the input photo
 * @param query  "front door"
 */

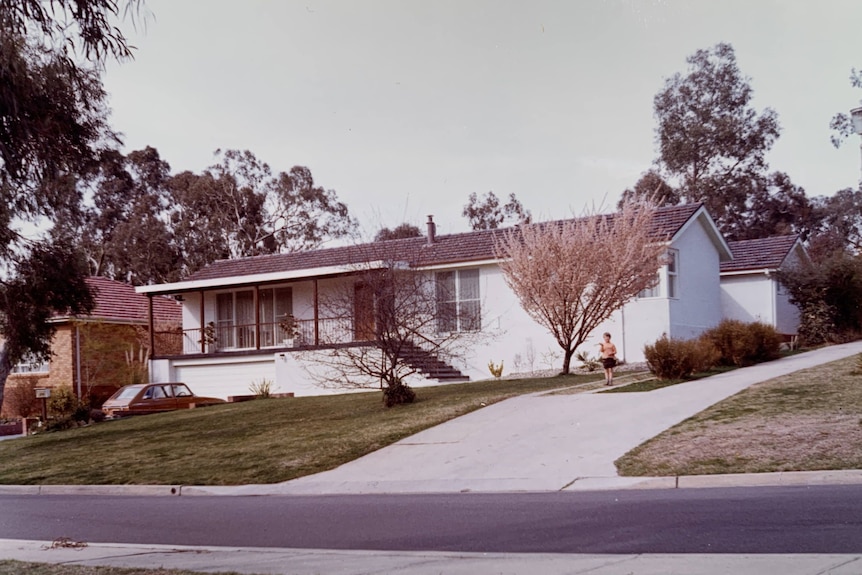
xmin=354 ymin=282 xmax=375 ymax=341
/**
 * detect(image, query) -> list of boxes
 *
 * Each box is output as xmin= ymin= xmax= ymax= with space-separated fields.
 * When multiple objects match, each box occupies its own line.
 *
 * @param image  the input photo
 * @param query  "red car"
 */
xmin=101 ymin=383 xmax=226 ymax=419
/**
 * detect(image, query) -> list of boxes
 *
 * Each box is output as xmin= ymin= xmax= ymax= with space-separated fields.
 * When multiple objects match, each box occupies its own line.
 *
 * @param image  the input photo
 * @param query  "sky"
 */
xmin=102 ymin=0 xmax=862 ymax=237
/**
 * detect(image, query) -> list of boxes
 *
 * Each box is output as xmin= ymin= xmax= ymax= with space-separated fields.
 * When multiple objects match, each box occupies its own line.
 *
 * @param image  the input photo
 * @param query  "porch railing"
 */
xmin=177 ymin=317 xmax=356 ymax=355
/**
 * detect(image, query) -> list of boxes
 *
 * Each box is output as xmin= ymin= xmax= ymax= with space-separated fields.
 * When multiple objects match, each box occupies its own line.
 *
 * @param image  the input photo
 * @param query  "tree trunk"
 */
xmin=561 ymin=347 xmax=574 ymax=375
xmin=0 ymin=342 xmax=11 ymax=415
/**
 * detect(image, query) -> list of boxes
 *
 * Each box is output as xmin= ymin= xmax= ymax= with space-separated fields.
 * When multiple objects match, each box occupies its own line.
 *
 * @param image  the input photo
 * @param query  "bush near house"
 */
xmin=644 ymin=320 xmax=783 ymax=379
xmin=702 ymin=319 xmax=782 ymax=366
xmin=643 ymin=334 xmax=719 ymax=380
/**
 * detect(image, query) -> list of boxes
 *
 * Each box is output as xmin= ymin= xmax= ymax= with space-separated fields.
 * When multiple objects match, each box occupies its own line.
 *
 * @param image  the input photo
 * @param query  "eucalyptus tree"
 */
xmin=0 ymin=0 xmax=139 ymax=407
xmin=653 ymin=43 xmax=780 ymax=235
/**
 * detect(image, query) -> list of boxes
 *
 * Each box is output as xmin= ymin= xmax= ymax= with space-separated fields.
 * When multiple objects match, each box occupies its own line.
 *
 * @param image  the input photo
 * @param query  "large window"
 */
xmin=11 ymin=354 xmax=49 ymax=374
xmin=436 ymin=269 xmax=480 ymax=332
xmin=260 ymin=287 xmax=293 ymax=346
xmin=215 ymin=288 xmax=294 ymax=349
xmin=216 ymin=290 xmax=253 ymax=349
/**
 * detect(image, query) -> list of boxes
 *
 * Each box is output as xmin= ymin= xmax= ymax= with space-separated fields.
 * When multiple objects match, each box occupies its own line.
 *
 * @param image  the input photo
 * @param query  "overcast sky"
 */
xmin=103 ymin=0 xmax=862 ymax=236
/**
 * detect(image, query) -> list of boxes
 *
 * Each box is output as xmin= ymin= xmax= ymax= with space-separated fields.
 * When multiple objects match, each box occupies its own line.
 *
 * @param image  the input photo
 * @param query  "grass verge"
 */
xmin=615 ymin=353 xmax=862 ymax=476
xmin=0 ymin=374 xmax=602 ymax=486
xmin=0 ymin=560 xmax=251 ymax=575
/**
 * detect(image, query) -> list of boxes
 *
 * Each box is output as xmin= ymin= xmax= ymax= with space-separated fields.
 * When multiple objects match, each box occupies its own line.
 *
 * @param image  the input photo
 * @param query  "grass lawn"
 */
xmin=615 ymin=353 xmax=862 ymax=476
xmin=0 ymin=373 xmax=604 ymax=486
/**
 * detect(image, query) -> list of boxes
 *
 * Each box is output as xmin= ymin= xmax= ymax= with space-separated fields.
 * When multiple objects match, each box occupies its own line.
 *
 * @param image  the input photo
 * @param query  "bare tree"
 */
xmin=494 ymin=200 xmax=668 ymax=375
xmin=301 ymin=243 xmax=482 ymax=407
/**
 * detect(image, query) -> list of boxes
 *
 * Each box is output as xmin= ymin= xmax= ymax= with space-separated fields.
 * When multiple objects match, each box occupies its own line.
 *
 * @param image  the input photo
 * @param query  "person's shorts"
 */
xmin=602 ymin=357 xmax=617 ymax=369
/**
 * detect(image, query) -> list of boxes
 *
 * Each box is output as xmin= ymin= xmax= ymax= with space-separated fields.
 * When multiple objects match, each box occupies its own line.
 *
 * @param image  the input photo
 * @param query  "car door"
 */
xmin=134 ymin=384 xmax=179 ymax=414
xmin=171 ymin=384 xmax=197 ymax=409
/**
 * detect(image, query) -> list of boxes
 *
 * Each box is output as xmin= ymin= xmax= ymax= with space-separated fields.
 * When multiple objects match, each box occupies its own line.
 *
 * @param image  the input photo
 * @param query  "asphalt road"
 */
xmin=2 ymin=485 xmax=861 ymax=554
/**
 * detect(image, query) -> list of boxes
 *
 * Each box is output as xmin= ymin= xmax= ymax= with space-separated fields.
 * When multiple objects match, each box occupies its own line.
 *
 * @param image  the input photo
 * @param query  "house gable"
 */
xmin=721 ymin=235 xmax=805 ymax=275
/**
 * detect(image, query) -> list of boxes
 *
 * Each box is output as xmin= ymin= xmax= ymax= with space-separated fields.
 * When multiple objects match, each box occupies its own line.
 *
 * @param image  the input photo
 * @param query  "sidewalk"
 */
xmin=2 ymin=539 xmax=861 ymax=575
xmin=3 ymin=342 xmax=862 ymax=575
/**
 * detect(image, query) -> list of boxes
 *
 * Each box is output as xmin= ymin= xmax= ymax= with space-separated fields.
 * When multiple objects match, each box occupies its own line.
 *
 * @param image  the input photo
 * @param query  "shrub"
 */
xmin=797 ymin=301 xmax=837 ymax=346
xmin=702 ymin=319 xmax=751 ymax=366
xmin=644 ymin=334 xmax=718 ymax=380
xmin=746 ymin=322 xmax=783 ymax=363
xmin=702 ymin=319 xmax=782 ymax=366
xmin=383 ymin=382 xmax=416 ymax=408
xmin=47 ymin=386 xmax=91 ymax=424
xmin=575 ymin=351 xmax=601 ymax=372
xmin=249 ymin=378 xmax=276 ymax=399
xmin=47 ymin=386 xmax=78 ymax=418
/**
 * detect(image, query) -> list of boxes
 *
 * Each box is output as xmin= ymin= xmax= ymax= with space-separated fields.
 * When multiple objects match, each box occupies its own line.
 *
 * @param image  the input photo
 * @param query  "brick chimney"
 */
xmin=426 ymin=215 xmax=436 ymax=244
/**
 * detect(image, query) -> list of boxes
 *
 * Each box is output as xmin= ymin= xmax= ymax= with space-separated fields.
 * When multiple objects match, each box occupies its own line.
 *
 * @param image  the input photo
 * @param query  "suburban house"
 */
xmin=720 ymin=235 xmax=807 ymax=339
xmin=134 ymin=202 xmax=767 ymax=400
xmin=1 ymin=277 xmax=182 ymax=417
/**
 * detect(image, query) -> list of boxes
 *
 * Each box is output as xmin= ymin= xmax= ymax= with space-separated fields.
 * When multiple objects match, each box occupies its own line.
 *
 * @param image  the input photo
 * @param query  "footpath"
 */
xmin=3 ymin=340 xmax=862 ymax=574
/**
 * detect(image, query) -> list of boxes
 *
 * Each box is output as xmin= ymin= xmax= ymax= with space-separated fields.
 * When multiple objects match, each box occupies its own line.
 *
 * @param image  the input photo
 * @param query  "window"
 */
xmin=637 ymin=249 xmax=678 ymax=299
xmin=11 ymin=354 xmax=49 ymax=374
xmin=436 ymin=269 xmax=481 ymax=332
xmin=638 ymin=275 xmax=660 ymax=299
xmin=215 ymin=290 xmax=254 ymax=349
xmin=260 ymin=287 xmax=293 ymax=346
xmin=667 ymin=249 xmax=678 ymax=298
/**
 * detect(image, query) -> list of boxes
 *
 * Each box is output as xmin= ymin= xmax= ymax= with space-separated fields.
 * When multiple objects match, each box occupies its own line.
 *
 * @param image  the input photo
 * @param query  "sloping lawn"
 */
xmin=0 ymin=374 xmax=603 ymax=486
xmin=616 ymin=353 xmax=862 ymax=476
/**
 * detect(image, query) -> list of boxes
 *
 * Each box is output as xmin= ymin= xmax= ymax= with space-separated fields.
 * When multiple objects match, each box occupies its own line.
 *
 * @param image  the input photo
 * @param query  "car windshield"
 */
xmin=113 ymin=385 xmax=145 ymax=400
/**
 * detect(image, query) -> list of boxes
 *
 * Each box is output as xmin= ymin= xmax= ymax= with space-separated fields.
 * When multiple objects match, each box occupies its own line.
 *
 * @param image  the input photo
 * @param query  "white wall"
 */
xmin=720 ymin=274 xmax=774 ymax=325
xmin=173 ymin=356 xmax=276 ymax=399
xmin=464 ymin=264 xmax=562 ymax=378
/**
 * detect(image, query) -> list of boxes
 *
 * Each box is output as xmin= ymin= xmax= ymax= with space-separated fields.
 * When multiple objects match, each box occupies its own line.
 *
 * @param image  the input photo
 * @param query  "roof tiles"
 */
xmin=72 ymin=277 xmax=182 ymax=325
xmin=721 ymin=235 xmax=800 ymax=273
xmin=185 ymin=203 xmax=703 ymax=284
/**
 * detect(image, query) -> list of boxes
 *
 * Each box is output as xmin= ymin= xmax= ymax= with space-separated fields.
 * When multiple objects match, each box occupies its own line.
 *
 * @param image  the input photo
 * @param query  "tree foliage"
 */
xmin=168 ymin=150 xmax=356 ymax=277
xmin=653 ymin=43 xmax=780 ymax=235
xmin=79 ymin=147 xmax=179 ymax=284
xmin=374 ymin=223 xmax=422 ymax=241
xmin=776 ymin=252 xmax=862 ymax=344
xmin=617 ymin=170 xmax=680 ymax=209
xmin=495 ymin=200 xmax=667 ymax=375
xmin=0 ymin=0 xmax=135 ymax=409
xmin=463 ymin=191 xmax=531 ymax=230
xmin=737 ymin=172 xmax=815 ymax=241
xmin=829 ymin=68 xmax=862 ymax=149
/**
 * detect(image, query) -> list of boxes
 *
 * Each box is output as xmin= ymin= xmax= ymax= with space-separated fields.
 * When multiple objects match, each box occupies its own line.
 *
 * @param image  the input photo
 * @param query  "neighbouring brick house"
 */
xmin=1 ymin=277 xmax=182 ymax=417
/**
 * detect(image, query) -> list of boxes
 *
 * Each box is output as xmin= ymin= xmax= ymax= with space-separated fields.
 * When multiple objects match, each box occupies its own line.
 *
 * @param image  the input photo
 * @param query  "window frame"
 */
xmin=436 ymin=268 xmax=481 ymax=333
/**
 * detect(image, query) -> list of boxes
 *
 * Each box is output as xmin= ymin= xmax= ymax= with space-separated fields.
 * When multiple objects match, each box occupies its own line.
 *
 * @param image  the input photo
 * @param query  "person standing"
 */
xmin=597 ymin=332 xmax=617 ymax=386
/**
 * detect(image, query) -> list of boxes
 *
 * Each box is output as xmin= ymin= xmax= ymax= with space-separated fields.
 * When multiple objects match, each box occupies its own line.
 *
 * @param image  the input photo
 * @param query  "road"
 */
xmin=2 ymin=484 xmax=861 ymax=554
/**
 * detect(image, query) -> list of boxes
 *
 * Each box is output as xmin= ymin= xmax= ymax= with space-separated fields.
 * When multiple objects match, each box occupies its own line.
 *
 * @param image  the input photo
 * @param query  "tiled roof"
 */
xmin=185 ymin=203 xmax=704 ymax=284
xmin=65 ymin=277 xmax=182 ymax=325
xmin=721 ymin=235 xmax=800 ymax=273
